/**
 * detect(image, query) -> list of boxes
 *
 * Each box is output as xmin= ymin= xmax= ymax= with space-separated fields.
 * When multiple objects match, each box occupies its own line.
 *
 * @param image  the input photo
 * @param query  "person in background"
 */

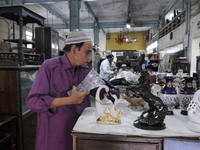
xmin=26 ymin=30 xmax=143 ymax=150
xmin=99 ymin=54 xmax=118 ymax=81
xmin=119 ymin=64 xmax=127 ymax=72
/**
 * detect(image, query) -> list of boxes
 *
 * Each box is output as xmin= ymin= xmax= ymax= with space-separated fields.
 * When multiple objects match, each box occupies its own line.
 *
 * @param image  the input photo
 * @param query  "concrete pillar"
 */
xmin=93 ymin=22 xmax=99 ymax=46
xmin=157 ymin=25 xmax=160 ymax=54
xmin=69 ymin=0 xmax=81 ymax=31
xmin=184 ymin=0 xmax=190 ymax=59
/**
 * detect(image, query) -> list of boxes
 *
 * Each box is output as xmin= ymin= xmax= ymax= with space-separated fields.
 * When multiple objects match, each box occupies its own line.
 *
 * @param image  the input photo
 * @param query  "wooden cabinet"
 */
xmin=73 ymin=133 xmax=162 ymax=150
xmin=0 ymin=60 xmax=40 ymax=150
xmin=0 ymin=115 xmax=17 ymax=150
xmin=35 ymin=26 xmax=59 ymax=59
xmin=173 ymin=60 xmax=190 ymax=75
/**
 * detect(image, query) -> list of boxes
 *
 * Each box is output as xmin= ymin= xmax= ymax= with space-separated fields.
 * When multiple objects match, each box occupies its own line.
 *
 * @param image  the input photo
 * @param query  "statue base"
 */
xmin=96 ymin=116 xmax=121 ymax=125
xmin=134 ymin=120 xmax=166 ymax=130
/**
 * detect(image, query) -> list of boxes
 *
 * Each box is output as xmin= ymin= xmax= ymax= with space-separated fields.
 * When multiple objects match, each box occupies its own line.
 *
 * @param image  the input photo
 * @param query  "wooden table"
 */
xmin=72 ymin=107 xmax=200 ymax=150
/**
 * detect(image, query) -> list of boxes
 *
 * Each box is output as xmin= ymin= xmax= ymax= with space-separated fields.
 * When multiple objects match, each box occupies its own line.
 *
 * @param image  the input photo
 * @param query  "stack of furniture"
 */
xmin=0 ymin=61 xmax=40 ymax=150
xmin=0 ymin=6 xmax=45 ymax=150
xmin=0 ymin=5 xmax=45 ymax=65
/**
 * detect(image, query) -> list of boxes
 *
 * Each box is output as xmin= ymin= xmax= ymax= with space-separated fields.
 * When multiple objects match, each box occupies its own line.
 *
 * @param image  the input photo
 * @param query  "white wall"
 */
xmin=189 ymin=13 xmax=200 ymax=76
xmin=159 ymin=23 xmax=185 ymax=50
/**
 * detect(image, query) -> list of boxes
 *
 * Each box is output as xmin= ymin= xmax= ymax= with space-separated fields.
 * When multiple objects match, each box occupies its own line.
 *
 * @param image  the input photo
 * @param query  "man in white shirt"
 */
xmin=99 ymin=54 xmax=118 ymax=81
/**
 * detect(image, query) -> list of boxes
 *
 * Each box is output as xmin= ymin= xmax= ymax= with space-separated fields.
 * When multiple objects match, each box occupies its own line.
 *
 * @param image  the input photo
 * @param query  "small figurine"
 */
xmin=95 ymin=85 xmax=122 ymax=125
xmin=126 ymin=70 xmax=168 ymax=130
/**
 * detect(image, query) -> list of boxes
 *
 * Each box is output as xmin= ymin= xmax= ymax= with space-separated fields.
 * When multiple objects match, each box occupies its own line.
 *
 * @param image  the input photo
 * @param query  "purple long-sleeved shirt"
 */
xmin=26 ymin=54 xmax=119 ymax=150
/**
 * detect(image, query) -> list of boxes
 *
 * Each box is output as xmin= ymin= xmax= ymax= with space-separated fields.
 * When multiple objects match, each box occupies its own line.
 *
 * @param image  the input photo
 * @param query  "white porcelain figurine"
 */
xmin=95 ymin=85 xmax=122 ymax=124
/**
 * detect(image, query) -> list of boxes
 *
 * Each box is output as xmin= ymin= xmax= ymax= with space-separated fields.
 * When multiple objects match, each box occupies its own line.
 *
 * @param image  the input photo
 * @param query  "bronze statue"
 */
xmin=126 ymin=70 xmax=168 ymax=130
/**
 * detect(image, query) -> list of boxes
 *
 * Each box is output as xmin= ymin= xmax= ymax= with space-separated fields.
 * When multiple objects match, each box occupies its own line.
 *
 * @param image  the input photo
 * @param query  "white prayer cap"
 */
xmin=122 ymin=64 xmax=126 ymax=67
xmin=65 ymin=29 xmax=92 ymax=45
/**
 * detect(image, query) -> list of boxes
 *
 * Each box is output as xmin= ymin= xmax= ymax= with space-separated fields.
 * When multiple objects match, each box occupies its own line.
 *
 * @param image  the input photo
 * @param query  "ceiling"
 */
xmin=0 ymin=0 xmax=183 ymax=37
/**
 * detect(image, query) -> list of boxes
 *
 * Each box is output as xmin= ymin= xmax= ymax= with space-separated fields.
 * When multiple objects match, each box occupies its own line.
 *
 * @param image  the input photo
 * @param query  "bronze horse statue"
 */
xmin=126 ymin=70 xmax=168 ymax=130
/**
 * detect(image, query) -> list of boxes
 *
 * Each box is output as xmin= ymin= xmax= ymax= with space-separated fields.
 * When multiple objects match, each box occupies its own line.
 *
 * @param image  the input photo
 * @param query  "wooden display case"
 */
xmin=0 ymin=61 xmax=40 ymax=150
xmin=172 ymin=59 xmax=190 ymax=75
xmin=0 ymin=5 xmax=45 ymax=64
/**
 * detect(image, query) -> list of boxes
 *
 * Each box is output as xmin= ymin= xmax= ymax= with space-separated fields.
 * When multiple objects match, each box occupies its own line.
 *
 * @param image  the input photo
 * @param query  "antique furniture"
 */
xmin=0 ymin=115 xmax=17 ymax=150
xmin=72 ymin=107 xmax=200 ymax=150
xmin=0 ymin=5 xmax=45 ymax=65
xmin=35 ymin=26 xmax=59 ymax=59
xmin=0 ymin=61 xmax=40 ymax=150
xmin=173 ymin=57 xmax=190 ymax=75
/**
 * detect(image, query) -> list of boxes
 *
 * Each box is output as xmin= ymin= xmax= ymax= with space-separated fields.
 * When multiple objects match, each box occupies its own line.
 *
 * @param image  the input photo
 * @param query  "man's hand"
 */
xmin=50 ymin=86 xmax=90 ymax=108
xmin=128 ymin=98 xmax=144 ymax=106
xmin=114 ymin=70 xmax=118 ymax=74
xmin=69 ymin=86 xmax=90 ymax=104
xmin=122 ymin=94 xmax=144 ymax=106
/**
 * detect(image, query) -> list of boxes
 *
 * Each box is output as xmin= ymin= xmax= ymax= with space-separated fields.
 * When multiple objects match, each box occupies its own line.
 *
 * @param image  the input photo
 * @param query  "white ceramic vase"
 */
xmin=187 ymin=95 xmax=200 ymax=133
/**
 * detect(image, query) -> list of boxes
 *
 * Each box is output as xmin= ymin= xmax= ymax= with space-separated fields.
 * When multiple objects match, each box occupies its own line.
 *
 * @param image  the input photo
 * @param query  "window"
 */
xmin=25 ymin=30 xmax=33 ymax=48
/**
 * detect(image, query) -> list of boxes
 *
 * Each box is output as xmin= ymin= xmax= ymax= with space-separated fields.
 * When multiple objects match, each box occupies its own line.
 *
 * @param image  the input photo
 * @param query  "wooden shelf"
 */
xmin=4 ymin=39 xmax=35 ymax=45
xmin=0 ymin=115 xmax=17 ymax=148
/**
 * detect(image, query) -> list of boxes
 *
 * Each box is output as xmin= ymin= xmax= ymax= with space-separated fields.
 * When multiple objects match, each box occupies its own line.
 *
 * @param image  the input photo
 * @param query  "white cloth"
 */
xmin=99 ymin=59 xmax=114 ymax=81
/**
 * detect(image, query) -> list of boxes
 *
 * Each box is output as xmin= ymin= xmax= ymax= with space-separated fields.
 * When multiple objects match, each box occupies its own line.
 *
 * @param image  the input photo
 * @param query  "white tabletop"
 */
xmin=73 ymin=107 xmax=200 ymax=138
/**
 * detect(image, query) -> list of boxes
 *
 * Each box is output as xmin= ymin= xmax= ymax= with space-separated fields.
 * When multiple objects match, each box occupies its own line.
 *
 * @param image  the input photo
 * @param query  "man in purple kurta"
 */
xmin=26 ymin=30 xmax=120 ymax=150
